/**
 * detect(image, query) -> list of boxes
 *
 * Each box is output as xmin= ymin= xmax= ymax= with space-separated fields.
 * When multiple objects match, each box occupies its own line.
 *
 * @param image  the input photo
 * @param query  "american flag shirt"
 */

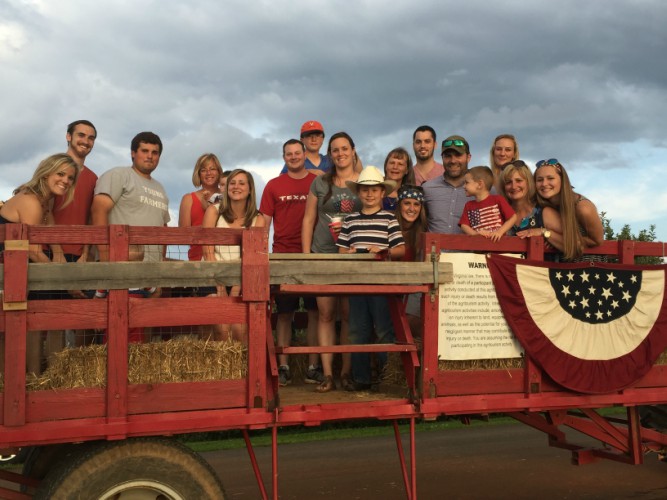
xmin=459 ymin=194 xmax=515 ymax=232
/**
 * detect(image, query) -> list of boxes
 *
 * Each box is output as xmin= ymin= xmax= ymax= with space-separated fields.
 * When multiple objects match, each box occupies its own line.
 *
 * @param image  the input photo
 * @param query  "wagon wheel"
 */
xmin=34 ymin=437 xmax=226 ymax=499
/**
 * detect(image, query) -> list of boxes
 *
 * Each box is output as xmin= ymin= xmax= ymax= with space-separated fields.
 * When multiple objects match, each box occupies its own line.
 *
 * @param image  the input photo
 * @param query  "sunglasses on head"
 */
xmin=536 ymin=158 xmax=562 ymax=168
xmin=442 ymin=139 xmax=466 ymax=148
xmin=500 ymin=159 xmax=528 ymax=171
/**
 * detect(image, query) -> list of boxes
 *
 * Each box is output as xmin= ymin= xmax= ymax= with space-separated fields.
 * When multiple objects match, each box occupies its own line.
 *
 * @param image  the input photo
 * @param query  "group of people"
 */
xmin=0 ymin=119 xmax=604 ymax=387
xmin=0 ymin=121 xmax=170 ymax=372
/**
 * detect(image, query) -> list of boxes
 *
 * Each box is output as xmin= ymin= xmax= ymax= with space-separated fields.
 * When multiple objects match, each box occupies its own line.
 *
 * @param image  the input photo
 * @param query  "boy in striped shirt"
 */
xmin=337 ymin=166 xmax=405 ymax=391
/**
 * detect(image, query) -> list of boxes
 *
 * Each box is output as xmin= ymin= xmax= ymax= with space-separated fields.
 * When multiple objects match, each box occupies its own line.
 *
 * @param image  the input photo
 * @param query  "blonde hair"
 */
xmin=14 ymin=153 xmax=79 ymax=207
xmin=191 ymin=153 xmax=222 ymax=187
xmin=490 ymin=134 xmax=519 ymax=190
xmin=218 ymin=169 xmax=260 ymax=227
xmin=501 ymin=161 xmax=536 ymax=205
xmin=535 ymin=162 xmax=583 ymax=260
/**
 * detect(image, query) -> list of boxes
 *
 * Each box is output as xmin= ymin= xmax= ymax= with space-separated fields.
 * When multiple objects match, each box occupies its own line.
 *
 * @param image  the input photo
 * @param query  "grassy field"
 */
xmin=186 ymin=415 xmax=515 ymax=452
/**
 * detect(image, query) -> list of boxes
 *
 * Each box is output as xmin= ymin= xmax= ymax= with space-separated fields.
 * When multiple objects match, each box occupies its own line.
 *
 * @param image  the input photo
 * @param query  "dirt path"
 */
xmin=202 ymin=422 xmax=667 ymax=499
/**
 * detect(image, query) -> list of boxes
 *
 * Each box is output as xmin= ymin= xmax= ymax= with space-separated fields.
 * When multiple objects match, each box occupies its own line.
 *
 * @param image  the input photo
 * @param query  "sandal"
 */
xmin=315 ymin=375 xmax=335 ymax=393
xmin=341 ymin=373 xmax=354 ymax=392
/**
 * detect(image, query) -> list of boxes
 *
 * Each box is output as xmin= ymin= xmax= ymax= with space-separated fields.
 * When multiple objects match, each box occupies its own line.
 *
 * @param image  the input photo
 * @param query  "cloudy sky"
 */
xmin=2 ymin=0 xmax=666 ymax=241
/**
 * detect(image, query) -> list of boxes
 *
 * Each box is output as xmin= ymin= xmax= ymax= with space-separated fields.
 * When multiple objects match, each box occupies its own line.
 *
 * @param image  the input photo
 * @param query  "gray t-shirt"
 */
xmin=309 ymin=175 xmax=361 ymax=254
xmin=95 ymin=167 xmax=170 ymax=262
xmin=95 ymin=167 xmax=170 ymax=227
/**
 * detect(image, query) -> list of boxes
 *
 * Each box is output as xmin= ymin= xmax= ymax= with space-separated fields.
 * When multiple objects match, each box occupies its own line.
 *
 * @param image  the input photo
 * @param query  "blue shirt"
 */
xmin=422 ymin=176 xmax=473 ymax=234
xmin=280 ymin=154 xmax=333 ymax=175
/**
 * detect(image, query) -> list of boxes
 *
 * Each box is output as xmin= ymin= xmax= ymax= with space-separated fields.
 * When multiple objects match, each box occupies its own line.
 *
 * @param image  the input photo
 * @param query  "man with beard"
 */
xmin=92 ymin=131 xmax=170 ymax=254
xmin=422 ymin=135 xmax=473 ymax=234
xmin=412 ymin=125 xmax=444 ymax=186
xmin=91 ymin=132 xmax=170 ymax=343
xmin=52 ymin=120 xmax=98 ymax=265
xmin=47 ymin=120 xmax=99 ymax=353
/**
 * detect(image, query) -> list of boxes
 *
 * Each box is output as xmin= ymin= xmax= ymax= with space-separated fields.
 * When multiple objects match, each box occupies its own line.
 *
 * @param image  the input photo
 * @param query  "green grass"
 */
xmin=186 ymin=415 xmax=516 ymax=453
xmin=185 ymin=406 xmax=631 ymax=453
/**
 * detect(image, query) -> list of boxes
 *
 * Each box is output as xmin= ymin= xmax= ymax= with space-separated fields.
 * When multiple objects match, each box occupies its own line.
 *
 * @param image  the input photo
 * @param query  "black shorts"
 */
xmin=274 ymin=295 xmax=317 ymax=314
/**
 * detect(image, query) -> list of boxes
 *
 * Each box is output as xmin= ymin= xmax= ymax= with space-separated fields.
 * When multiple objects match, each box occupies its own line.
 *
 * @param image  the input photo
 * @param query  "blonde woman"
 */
xmin=0 ymin=153 xmax=78 ymax=374
xmin=489 ymin=134 xmax=519 ymax=193
xmin=178 ymin=153 xmax=224 ymax=262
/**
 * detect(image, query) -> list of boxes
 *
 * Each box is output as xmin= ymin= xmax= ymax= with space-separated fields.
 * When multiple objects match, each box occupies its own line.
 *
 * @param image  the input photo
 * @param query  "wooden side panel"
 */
xmin=127 ymin=380 xmax=246 ymax=414
xmin=247 ymin=302 xmax=268 ymax=409
xmin=129 ymin=297 xmax=247 ymax=328
xmin=27 ymin=299 xmax=107 ymax=330
xmin=421 ymin=233 xmax=440 ymax=400
xmin=129 ymin=226 xmax=243 ymax=246
xmin=27 ymin=389 xmax=106 ymax=421
xmin=3 ymin=224 xmax=28 ymax=427
xmin=241 ymin=229 xmax=269 ymax=302
xmin=106 ymin=225 xmax=129 ymax=424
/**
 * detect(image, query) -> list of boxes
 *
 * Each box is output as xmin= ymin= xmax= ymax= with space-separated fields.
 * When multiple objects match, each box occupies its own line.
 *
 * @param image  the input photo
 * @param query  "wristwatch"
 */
xmin=542 ymin=229 xmax=552 ymax=239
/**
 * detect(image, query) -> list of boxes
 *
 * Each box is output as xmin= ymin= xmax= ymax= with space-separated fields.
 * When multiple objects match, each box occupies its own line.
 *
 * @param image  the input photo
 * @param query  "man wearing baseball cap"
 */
xmin=422 ymin=135 xmax=474 ymax=234
xmin=280 ymin=120 xmax=332 ymax=176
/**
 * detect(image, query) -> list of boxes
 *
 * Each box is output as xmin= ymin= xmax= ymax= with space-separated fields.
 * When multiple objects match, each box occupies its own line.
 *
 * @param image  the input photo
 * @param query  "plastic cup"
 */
xmin=328 ymin=216 xmax=343 ymax=241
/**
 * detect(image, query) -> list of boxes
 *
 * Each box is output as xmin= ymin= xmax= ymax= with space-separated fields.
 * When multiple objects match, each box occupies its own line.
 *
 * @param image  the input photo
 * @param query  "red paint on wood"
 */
xmin=128 ymin=297 xmax=247 ymax=328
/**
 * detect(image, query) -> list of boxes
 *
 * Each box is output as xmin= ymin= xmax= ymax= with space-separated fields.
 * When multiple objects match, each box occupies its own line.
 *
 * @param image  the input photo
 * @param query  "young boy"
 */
xmin=460 ymin=166 xmax=517 ymax=242
xmin=337 ymin=166 xmax=405 ymax=391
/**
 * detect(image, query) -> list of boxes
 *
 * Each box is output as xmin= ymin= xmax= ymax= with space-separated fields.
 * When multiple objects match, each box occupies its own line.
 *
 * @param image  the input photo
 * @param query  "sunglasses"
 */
xmin=501 ymin=159 xmax=528 ymax=171
xmin=442 ymin=139 xmax=467 ymax=148
xmin=536 ymin=158 xmax=562 ymax=168
xmin=517 ymin=215 xmax=536 ymax=230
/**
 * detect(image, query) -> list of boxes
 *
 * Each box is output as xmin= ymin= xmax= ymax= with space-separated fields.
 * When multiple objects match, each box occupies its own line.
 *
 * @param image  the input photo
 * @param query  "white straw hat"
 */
xmin=345 ymin=166 xmax=396 ymax=194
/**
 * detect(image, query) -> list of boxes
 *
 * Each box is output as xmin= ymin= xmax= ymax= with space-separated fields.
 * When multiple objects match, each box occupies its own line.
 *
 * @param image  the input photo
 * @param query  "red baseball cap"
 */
xmin=300 ymin=120 xmax=325 ymax=137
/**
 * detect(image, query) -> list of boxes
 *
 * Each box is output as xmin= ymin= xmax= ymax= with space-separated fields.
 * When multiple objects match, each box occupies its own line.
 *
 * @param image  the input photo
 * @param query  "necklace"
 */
xmin=40 ymin=197 xmax=50 ymax=225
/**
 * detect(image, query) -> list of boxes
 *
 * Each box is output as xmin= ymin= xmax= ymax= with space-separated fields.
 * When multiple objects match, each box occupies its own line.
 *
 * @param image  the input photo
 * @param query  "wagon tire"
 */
xmin=34 ymin=437 xmax=226 ymax=500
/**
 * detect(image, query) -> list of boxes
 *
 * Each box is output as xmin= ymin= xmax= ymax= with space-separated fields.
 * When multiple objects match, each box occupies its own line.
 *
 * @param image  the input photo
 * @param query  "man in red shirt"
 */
xmin=261 ymin=139 xmax=322 ymax=386
xmin=49 ymin=120 xmax=99 ymax=352
xmin=52 ymin=119 xmax=99 ymax=265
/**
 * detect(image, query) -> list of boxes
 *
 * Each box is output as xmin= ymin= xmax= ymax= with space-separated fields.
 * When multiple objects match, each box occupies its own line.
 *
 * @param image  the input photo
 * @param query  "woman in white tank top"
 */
xmin=202 ymin=169 xmax=266 ymax=342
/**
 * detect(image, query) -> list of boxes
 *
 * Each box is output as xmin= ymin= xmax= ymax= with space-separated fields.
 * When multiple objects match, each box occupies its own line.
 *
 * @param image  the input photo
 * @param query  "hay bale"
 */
xmin=438 ymin=358 xmax=525 ymax=371
xmin=382 ymin=338 xmax=422 ymax=387
xmin=27 ymin=338 xmax=247 ymax=391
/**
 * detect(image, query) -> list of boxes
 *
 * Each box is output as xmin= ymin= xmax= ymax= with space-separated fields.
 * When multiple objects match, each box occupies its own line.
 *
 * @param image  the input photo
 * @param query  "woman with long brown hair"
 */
xmin=396 ymin=184 xmax=428 ymax=337
xmin=203 ymin=168 xmax=265 ymax=341
xmin=302 ymin=131 xmax=361 ymax=392
xmin=534 ymin=158 xmax=603 ymax=261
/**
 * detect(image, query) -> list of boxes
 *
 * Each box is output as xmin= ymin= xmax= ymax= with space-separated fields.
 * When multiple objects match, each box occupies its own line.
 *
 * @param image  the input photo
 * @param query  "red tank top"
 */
xmin=188 ymin=192 xmax=207 ymax=261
